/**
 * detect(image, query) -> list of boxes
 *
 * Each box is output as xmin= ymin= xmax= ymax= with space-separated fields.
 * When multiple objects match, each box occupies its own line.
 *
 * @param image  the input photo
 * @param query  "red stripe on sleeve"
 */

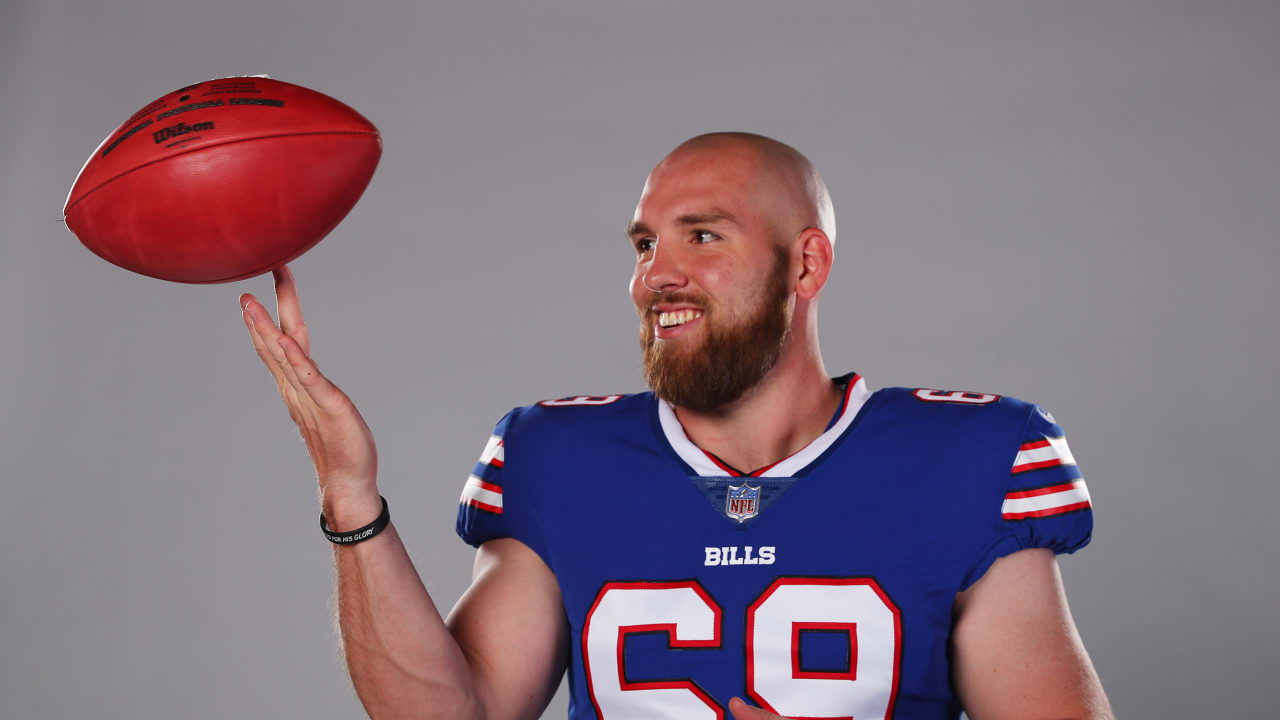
xmin=467 ymin=498 xmax=504 ymax=515
xmin=1012 ymin=457 xmax=1069 ymax=474
xmin=1005 ymin=481 xmax=1080 ymax=500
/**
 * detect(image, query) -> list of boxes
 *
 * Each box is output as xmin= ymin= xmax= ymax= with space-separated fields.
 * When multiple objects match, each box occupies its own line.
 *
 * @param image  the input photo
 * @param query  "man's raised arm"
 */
xmin=239 ymin=266 xmax=566 ymax=719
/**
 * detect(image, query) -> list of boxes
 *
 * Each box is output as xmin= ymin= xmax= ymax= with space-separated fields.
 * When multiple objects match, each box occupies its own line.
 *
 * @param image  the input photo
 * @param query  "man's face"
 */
xmin=627 ymin=149 xmax=795 ymax=412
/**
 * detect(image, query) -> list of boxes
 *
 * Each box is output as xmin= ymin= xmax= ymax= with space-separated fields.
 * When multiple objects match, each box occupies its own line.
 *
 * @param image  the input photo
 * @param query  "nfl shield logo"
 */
xmin=726 ymin=482 xmax=761 ymax=522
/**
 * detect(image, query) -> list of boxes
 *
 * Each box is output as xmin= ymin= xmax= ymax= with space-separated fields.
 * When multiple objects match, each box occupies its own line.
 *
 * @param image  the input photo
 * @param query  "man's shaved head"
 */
xmin=630 ymin=132 xmax=838 ymax=411
xmin=643 ymin=132 xmax=836 ymax=247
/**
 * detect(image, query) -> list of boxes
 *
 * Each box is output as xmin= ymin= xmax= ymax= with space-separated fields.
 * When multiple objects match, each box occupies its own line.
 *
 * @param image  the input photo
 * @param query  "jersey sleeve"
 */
xmin=960 ymin=404 xmax=1094 ymax=590
xmin=454 ymin=408 xmax=553 ymax=569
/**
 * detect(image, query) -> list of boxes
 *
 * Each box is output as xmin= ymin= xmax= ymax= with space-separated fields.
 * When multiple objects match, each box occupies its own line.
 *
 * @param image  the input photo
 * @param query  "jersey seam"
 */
xmin=954 ymin=400 xmax=1039 ymax=593
xmin=510 ymin=406 xmax=558 ymax=576
xmin=1006 ymin=403 xmax=1040 ymax=501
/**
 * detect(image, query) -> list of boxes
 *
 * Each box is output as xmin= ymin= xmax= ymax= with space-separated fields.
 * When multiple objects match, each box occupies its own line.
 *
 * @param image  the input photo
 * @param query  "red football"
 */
xmin=63 ymin=75 xmax=381 ymax=284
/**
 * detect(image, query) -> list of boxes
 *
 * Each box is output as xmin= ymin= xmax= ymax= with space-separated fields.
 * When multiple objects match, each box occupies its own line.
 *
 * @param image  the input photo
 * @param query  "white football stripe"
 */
xmin=460 ymin=474 xmax=503 ymax=509
xmin=1013 ymin=436 xmax=1075 ymax=470
xmin=479 ymin=435 xmax=505 ymax=465
xmin=1001 ymin=481 xmax=1091 ymax=516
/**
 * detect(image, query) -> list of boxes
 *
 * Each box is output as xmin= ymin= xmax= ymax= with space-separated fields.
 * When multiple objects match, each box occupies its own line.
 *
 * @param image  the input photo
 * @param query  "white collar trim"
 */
xmin=657 ymin=375 xmax=872 ymax=478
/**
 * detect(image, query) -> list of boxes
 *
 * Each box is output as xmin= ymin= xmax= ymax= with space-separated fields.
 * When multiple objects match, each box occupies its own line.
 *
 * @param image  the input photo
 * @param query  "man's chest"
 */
xmin=541 ymin=459 xmax=991 ymax=719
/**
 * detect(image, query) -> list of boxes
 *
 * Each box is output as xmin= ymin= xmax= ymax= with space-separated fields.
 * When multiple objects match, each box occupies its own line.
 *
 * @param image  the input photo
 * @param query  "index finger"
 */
xmin=272 ymin=265 xmax=310 ymax=353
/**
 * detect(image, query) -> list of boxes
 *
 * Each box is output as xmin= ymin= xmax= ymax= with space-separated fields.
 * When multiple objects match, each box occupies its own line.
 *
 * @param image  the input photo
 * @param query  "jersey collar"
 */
xmin=656 ymin=373 xmax=872 ymax=478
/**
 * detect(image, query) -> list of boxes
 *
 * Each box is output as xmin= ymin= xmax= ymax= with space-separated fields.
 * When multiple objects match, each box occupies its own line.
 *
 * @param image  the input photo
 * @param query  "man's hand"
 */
xmin=729 ymin=696 xmax=791 ymax=720
xmin=239 ymin=265 xmax=380 ymax=522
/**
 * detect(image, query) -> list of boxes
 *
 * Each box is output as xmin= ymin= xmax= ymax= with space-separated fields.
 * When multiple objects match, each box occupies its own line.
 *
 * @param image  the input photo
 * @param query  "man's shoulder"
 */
xmin=494 ymin=390 xmax=654 ymax=444
xmin=868 ymin=383 xmax=1044 ymax=434
xmin=874 ymin=383 xmax=1038 ymax=411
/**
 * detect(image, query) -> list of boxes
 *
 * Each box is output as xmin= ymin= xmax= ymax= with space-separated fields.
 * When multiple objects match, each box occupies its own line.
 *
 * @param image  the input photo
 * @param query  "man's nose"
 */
xmin=641 ymin=241 xmax=687 ymax=294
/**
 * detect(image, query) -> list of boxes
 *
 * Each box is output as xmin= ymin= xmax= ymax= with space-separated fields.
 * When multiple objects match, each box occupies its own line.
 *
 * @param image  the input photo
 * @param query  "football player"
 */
xmin=240 ymin=132 xmax=1113 ymax=719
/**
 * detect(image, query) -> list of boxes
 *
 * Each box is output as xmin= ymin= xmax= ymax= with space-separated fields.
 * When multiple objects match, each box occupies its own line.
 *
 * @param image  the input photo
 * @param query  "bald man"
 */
xmin=240 ymin=133 xmax=1113 ymax=720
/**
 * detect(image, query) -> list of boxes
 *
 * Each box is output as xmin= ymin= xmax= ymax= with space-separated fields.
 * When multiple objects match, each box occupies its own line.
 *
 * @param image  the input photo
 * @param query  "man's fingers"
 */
xmin=242 ymin=303 xmax=288 ymax=388
xmin=241 ymin=296 xmax=311 ymax=404
xmin=276 ymin=333 xmax=345 ymax=413
xmin=238 ymin=289 xmax=377 ymax=485
xmin=729 ymin=697 xmax=785 ymax=720
xmin=272 ymin=265 xmax=311 ymax=356
xmin=242 ymin=297 xmax=286 ymax=365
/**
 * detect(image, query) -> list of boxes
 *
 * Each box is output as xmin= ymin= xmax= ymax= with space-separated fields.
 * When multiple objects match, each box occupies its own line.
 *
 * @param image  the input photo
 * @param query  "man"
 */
xmin=239 ymin=132 xmax=1113 ymax=719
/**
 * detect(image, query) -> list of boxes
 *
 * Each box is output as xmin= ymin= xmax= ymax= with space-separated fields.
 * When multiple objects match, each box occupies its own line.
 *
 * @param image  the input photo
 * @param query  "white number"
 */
xmin=538 ymin=394 xmax=623 ymax=407
xmin=747 ymin=578 xmax=901 ymax=719
xmin=582 ymin=578 xmax=901 ymax=720
xmin=582 ymin=581 xmax=724 ymax=720
xmin=912 ymin=388 xmax=999 ymax=404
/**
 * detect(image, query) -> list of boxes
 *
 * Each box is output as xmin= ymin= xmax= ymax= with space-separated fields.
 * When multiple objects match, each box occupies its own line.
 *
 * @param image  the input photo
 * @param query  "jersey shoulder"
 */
xmin=455 ymin=390 xmax=651 ymax=560
xmin=467 ymin=388 xmax=651 ymax=495
xmin=501 ymin=390 xmax=652 ymax=448
xmin=871 ymin=384 xmax=1094 ymax=588
xmin=872 ymin=384 xmax=1079 ymax=482
xmin=872 ymin=384 xmax=1043 ymax=437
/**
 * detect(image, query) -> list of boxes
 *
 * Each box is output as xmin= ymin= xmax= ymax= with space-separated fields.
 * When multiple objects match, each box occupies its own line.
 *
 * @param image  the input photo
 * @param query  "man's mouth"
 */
xmin=657 ymin=309 xmax=704 ymax=329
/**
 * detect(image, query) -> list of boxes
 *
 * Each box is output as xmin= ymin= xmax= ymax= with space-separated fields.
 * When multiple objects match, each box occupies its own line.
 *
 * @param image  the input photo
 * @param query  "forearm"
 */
xmin=328 ymin=495 xmax=485 ymax=720
xmin=239 ymin=276 xmax=488 ymax=717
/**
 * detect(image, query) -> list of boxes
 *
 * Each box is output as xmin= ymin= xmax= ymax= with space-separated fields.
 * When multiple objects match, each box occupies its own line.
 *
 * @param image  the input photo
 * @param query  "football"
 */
xmin=63 ymin=75 xmax=381 ymax=284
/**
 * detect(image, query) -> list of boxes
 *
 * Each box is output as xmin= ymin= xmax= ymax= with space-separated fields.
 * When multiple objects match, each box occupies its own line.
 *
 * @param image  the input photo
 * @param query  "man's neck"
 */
xmin=672 ymin=350 xmax=843 ymax=474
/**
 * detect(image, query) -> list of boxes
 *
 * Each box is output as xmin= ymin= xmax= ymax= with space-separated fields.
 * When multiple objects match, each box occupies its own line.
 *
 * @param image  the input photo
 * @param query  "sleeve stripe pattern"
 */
xmin=479 ymin=435 xmax=505 ymax=468
xmin=461 ymin=474 xmax=503 ymax=514
xmin=460 ymin=435 xmax=505 ymax=514
xmin=1002 ymin=479 xmax=1091 ymax=519
xmin=1011 ymin=436 xmax=1076 ymax=474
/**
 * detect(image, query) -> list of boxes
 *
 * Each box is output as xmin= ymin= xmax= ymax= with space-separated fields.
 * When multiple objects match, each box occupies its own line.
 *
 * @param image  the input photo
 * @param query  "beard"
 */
xmin=639 ymin=245 xmax=793 ymax=413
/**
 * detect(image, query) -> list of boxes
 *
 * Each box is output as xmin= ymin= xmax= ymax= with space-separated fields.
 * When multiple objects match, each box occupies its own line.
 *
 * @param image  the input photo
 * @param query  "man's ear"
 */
xmin=793 ymin=227 xmax=834 ymax=300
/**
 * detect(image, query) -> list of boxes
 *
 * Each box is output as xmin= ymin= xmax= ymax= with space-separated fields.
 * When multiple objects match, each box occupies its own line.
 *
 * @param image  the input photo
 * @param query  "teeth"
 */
xmin=658 ymin=310 xmax=703 ymax=328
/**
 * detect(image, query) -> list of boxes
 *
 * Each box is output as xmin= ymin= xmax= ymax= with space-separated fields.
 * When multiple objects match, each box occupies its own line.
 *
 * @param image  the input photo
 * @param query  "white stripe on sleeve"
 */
xmin=1012 ymin=436 xmax=1076 ymax=472
xmin=460 ymin=474 xmax=503 ymax=510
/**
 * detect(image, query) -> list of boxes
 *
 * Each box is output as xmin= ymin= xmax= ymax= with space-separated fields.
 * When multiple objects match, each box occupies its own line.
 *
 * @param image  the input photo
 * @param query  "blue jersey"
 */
xmin=456 ymin=373 xmax=1092 ymax=720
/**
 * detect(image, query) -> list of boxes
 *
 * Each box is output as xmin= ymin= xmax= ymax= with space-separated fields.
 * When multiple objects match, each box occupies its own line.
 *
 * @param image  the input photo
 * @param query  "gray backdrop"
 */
xmin=3 ymin=1 xmax=1277 ymax=718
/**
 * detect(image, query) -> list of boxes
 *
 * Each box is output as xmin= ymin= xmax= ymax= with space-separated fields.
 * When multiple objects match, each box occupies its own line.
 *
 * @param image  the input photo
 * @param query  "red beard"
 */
xmin=640 ymin=245 xmax=792 ymax=412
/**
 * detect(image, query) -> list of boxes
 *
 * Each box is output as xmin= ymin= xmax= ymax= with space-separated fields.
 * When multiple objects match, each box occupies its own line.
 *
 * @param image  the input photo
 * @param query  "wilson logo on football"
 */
xmin=152 ymin=121 xmax=215 ymax=144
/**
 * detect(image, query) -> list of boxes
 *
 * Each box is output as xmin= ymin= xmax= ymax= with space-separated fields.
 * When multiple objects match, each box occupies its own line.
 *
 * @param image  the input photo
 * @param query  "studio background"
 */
xmin=2 ymin=1 xmax=1277 ymax=718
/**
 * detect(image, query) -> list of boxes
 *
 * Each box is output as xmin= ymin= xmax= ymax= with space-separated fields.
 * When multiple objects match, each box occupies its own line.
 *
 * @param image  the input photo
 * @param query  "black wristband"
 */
xmin=320 ymin=496 xmax=390 ymax=545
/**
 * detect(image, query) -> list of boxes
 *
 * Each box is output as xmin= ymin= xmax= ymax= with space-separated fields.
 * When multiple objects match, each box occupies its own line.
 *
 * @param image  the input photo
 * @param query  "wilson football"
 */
xmin=63 ymin=75 xmax=381 ymax=283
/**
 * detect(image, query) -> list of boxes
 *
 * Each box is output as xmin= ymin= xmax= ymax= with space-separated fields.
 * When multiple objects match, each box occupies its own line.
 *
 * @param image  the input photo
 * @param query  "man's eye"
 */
xmin=635 ymin=238 xmax=655 ymax=253
xmin=694 ymin=230 xmax=719 ymax=243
